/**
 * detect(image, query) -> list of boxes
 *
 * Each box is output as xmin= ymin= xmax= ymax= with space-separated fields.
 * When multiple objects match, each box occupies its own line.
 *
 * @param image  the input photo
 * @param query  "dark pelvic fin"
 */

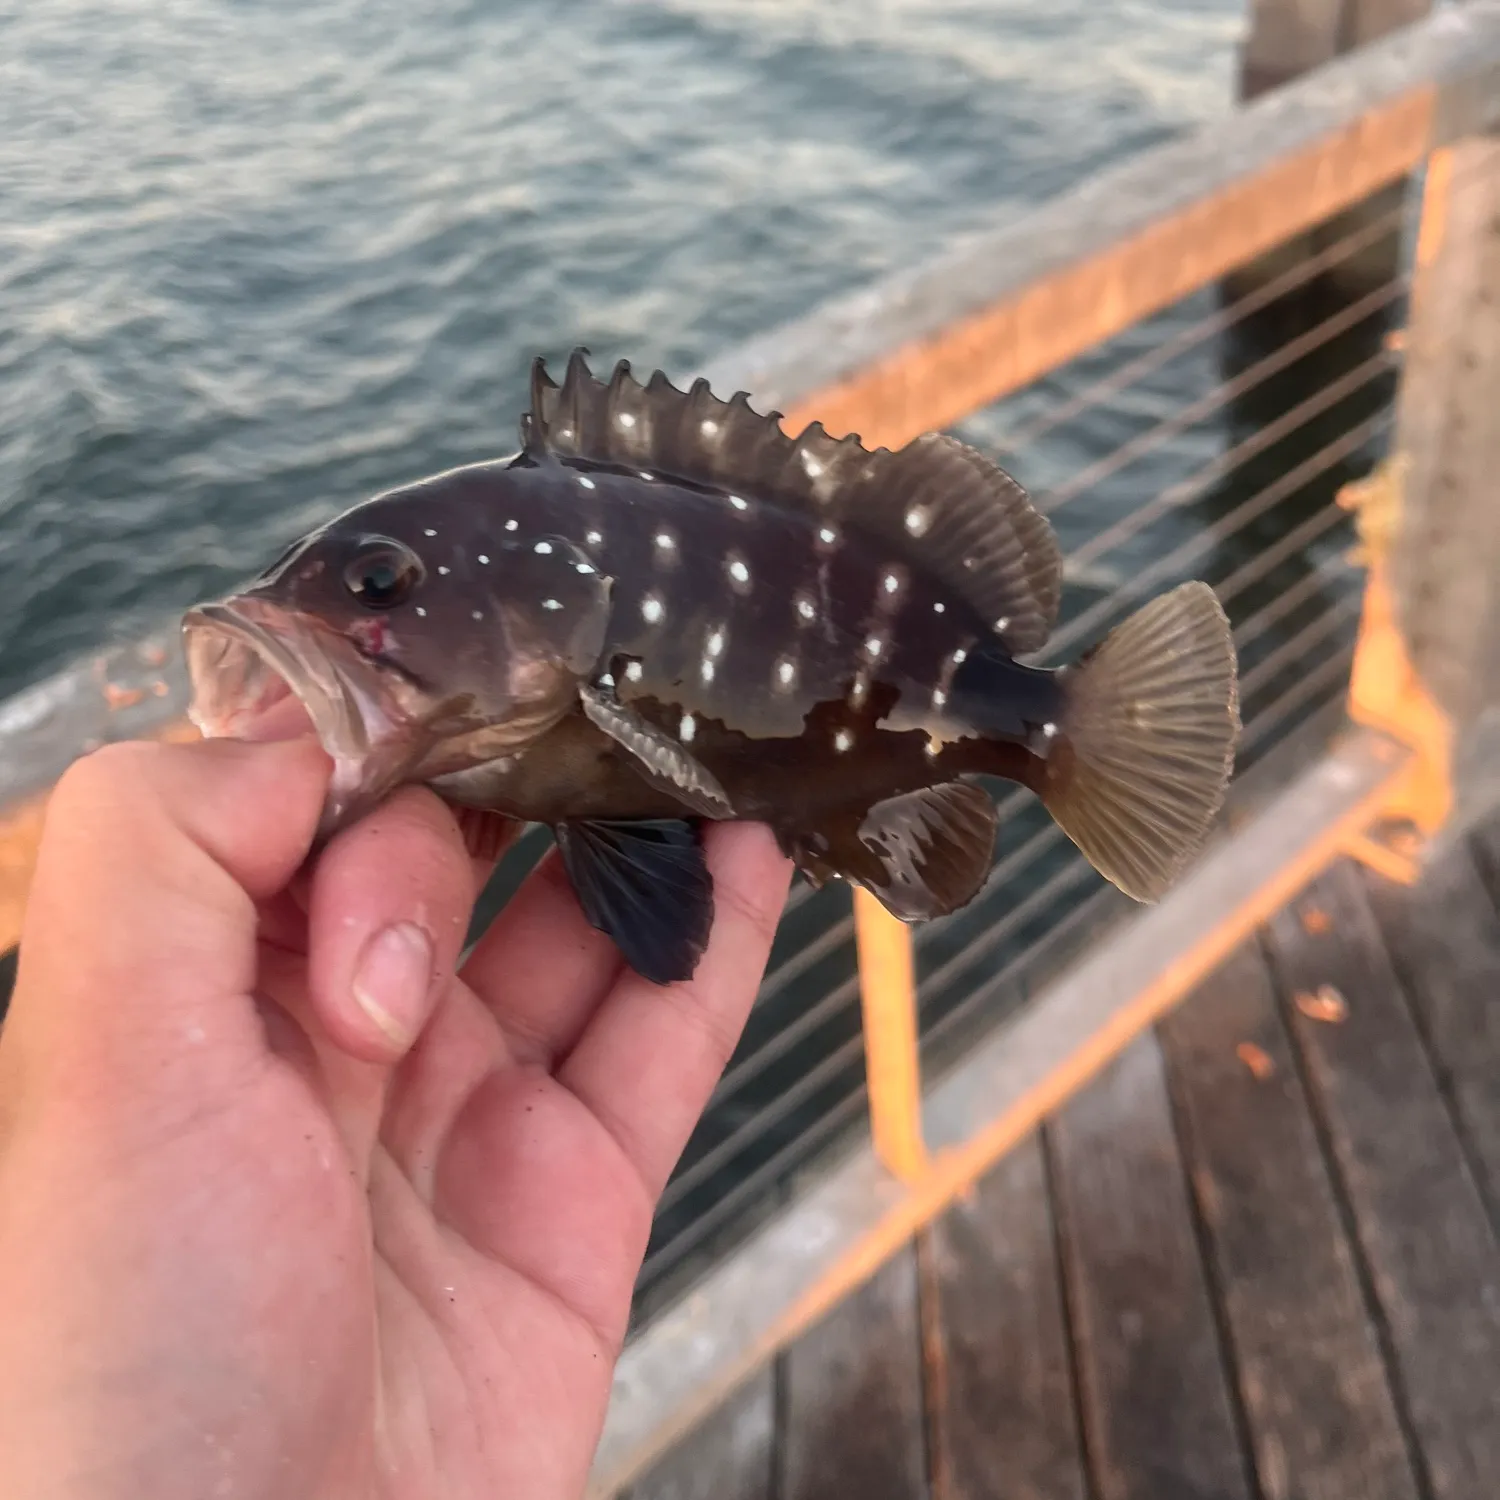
xmin=553 ymin=817 xmax=714 ymax=986
xmin=784 ymin=782 xmax=998 ymax=922
xmin=525 ymin=351 xmax=1061 ymax=652
xmin=452 ymin=806 xmax=521 ymax=864
xmin=579 ymin=680 xmax=734 ymax=818
xmin=1041 ymin=581 xmax=1240 ymax=902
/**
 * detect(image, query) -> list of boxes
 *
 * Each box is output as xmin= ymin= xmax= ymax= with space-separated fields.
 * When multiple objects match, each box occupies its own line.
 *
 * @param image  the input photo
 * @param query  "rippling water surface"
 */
xmin=1 ymin=0 xmax=1243 ymax=702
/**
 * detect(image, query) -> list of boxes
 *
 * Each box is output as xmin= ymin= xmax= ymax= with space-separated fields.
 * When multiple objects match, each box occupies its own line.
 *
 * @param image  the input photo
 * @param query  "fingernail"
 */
xmin=351 ymin=922 xmax=433 ymax=1048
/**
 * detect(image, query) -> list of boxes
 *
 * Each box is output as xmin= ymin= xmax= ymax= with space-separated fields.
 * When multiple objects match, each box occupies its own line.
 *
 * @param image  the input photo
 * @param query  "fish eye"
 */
xmin=343 ymin=539 xmax=424 ymax=610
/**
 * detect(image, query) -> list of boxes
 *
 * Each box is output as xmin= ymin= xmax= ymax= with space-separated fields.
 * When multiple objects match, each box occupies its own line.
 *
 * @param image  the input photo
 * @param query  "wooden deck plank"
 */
xmin=621 ymin=1368 xmax=774 ymax=1500
xmin=1265 ymin=861 xmax=1500 ymax=1499
xmin=1362 ymin=839 xmax=1500 ymax=1225
xmin=1160 ymin=941 xmax=1422 ymax=1500
xmin=1048 ymin=1032 xmax=1254 ymax=1500
xmin=925 ymin=1132 xmax=1087 ymax=1500
xmin=780 ymin=1245 xmax=928 ymax=1500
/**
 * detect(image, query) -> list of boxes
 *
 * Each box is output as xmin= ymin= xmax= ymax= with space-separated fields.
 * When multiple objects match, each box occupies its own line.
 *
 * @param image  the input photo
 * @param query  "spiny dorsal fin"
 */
xmin=526 ymin=350 xmax=1061 ymax=654
xmin=841 ymin=433 xmax=1062 ymax=654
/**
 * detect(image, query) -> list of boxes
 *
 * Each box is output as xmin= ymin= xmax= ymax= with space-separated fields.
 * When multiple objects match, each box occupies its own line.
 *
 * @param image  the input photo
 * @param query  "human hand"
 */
xmin=0 ymin=736 xmax=791 ymax=1500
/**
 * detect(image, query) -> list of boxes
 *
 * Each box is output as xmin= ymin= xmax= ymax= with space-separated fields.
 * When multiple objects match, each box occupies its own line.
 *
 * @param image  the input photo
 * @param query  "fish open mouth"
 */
xmin=182 ymin=598 xmax=426 ymax=836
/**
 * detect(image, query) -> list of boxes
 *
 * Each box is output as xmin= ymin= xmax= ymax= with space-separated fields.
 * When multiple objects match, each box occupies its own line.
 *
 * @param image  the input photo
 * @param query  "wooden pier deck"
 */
xmin=621 ymin=815 xmax=1500 ymax=1500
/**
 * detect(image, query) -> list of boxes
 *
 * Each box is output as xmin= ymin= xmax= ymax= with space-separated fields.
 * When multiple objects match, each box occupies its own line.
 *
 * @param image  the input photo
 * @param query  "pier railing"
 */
xmin=3 ymin=8 xmax=1500 ymax=1494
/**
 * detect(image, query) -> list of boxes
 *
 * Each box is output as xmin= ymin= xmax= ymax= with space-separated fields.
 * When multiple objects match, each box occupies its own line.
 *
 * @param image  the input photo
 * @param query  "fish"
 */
xmin=182 ymin=350 xmax=1241 ymax=985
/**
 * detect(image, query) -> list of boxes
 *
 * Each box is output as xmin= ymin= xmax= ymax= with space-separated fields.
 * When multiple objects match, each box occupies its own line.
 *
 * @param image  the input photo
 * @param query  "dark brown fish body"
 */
xmin=183 ymin=352 xmax=1240 ymax=984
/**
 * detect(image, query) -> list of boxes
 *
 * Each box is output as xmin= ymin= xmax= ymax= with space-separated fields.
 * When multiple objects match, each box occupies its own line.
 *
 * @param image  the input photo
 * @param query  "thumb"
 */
xmin=5 ymin=738 xmax=329 ymax=1094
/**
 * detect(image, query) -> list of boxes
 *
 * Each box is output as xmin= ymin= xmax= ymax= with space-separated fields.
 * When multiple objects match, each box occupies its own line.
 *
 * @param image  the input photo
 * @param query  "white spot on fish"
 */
xmin=801 ymin=452 xmax=823 ymax=478
xmin=655 ymin=531 xmax=676 ymax=553
xmin=933 ymin=602 xmax=946 ymax=614
xmin=471 ymin=610 xmax=483 ymax=621
xmin=600 ymin=672 xmax=615 ymax=687
xmin=586 ymin=529 xmax=603 ymax=545
xmin=575 ymin=561 xmax=595 ymax=574
xmin=706 ymin=627 xmax=725 ymax=658
xmin=478 ymin=554 xmax=490 ymax=564
xmin=642 ymin=594 xmax=664 ymax=624
xmin=952 ymin=648 xmax=968 ymax=665
xmin=833 ymin=728 xmax=854 ymax=753
xmin=680 ymin=713 xmax=696 ymax=743
xmin=775 ymin=656 xmax=798 ymax=690
xmin=932 ymin=687 xmax=947 ymax=709
xmin=702 ymin=419 xmax=719 ymax=437
xmin=925 ymin=736 xmax=942 ymax=758
xmin=994 ymin=616 xmax=1010 ymax=633
xmin=505 ymin=519 xmax=519 ymax=531
xmin=639 ymin=470 xmax=654 ymax=481
xmin=795 ymin=593 xmax=816 ymax=623
xmin=618 ymin=412 xmax=637 ymax=428
xmin=415 ymin=606 xmax=427 ymax=618
xmin=1043 ymin=721 xmax=1058 ymax=738
xmin=865 ymin=637 xmax=884 ymax=659
xmin=818 ymin=526 xmax=837 ymax=546
xmin=437 ymin=566 xmax=450 ymax=576
xmin=729 ymin=495 xmax=748 ymax=511
xmin=883 ymin=572 xmax=901 ymax=595
xmin=424 ymin=528 xmax=437 ymax=538
xmin=850 ymin=674 xmax=869 ymax=709
xmin=727 ymin=554 xmax=751 ymax=590
xmin=578 ymin=476 xmax=597 ymax=491
xmin=905 ymin=505 xmax=930 ymax=536
xmin=542 ymin=599 xmax=563 ymax=611
xmin=625 ymin=661 xmax=643 ymax=682
xmin=535 ymin=541 xmax=553 ymax=555
xmin=701 ymin=659 xmax=715 ymax=685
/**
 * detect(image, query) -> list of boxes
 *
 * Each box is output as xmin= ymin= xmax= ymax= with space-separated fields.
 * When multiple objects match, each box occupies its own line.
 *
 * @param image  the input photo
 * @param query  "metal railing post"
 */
xmin=852 ymin=890 xmax=928 ymax=1182
xmin=1346 ymin=132 xmax=1500 ymax=847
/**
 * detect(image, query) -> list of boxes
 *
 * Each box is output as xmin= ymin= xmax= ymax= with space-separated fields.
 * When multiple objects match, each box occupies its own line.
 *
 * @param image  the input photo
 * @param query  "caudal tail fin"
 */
xmin=1042 ymin=581 xmax=1239 ymax=902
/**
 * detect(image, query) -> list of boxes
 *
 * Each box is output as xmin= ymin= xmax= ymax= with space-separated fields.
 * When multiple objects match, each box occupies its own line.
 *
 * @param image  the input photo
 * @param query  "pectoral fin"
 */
xmin=553 ymin=817 xmax=714 ymax=985
xmin=784 ymin=782 xmax=998 ymax=922
xmin=580 ymin=680 xmax=734 ymax=819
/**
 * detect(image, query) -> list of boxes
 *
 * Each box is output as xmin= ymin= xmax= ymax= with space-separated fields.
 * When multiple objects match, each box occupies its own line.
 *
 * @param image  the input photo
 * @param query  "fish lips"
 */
xmin=181 ymin=596 xmax=433 ymax=838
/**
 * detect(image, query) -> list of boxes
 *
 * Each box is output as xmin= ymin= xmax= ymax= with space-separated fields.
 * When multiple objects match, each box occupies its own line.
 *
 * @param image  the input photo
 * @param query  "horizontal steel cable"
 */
xmin=1042 ymin=409 xmax=1392 ymax=663
xmin=1034 ymin=277 xmax=1405 ymax=518
xmin=1238 ymin=640 xmax=1358 ymax=758
xmin=996 ymin=195 xmax=1415 ymax=454
xmin=1237 ymin=592 xmax=1364 ymax=701
xmin=641 ymin=1085 xmax=871 ymax=1292
xmin=1063 ymin=347 xmax=1394 ymax=573
xmin=656 ymin=1020 xmax=869 ymax=1216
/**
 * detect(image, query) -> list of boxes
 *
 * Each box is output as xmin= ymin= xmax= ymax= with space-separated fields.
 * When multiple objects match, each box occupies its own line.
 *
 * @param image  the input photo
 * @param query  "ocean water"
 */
xmin=0 ymin=0 xmax=1246 ymax=704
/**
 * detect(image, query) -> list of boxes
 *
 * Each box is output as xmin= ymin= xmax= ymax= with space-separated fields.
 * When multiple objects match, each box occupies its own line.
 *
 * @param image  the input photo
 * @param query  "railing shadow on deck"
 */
xmin=2 ymin=7 xmax=1500 ymax=1495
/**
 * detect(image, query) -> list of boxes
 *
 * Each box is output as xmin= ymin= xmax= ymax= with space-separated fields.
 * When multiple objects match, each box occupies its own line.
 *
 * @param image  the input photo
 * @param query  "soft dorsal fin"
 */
xmin=524 ymin=351 xmax=1062 ymax=655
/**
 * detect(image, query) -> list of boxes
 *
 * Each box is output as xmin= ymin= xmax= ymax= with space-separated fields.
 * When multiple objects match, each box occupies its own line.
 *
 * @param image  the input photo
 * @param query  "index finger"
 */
xmin=553 ymin=821 xmax=792 ymax=1199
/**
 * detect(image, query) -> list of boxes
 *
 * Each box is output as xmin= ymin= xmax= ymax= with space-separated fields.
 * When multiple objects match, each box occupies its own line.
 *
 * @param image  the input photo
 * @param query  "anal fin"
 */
xmin=580 ymin=680 xmax=733 ymax=819
xmin=786 ymin=782 xmax=998 ymax=922
xmin=554 ymin=817 xmax=714 ymax=985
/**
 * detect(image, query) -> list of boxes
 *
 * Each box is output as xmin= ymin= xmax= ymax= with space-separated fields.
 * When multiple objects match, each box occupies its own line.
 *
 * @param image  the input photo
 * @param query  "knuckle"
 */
xmin=662 ymin=981 xmax=745 ymax=1067
xmin=50 ymin=740 xmax=162 ymax=818
xmin=714 ymin=877 xmax=785 ymax=951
